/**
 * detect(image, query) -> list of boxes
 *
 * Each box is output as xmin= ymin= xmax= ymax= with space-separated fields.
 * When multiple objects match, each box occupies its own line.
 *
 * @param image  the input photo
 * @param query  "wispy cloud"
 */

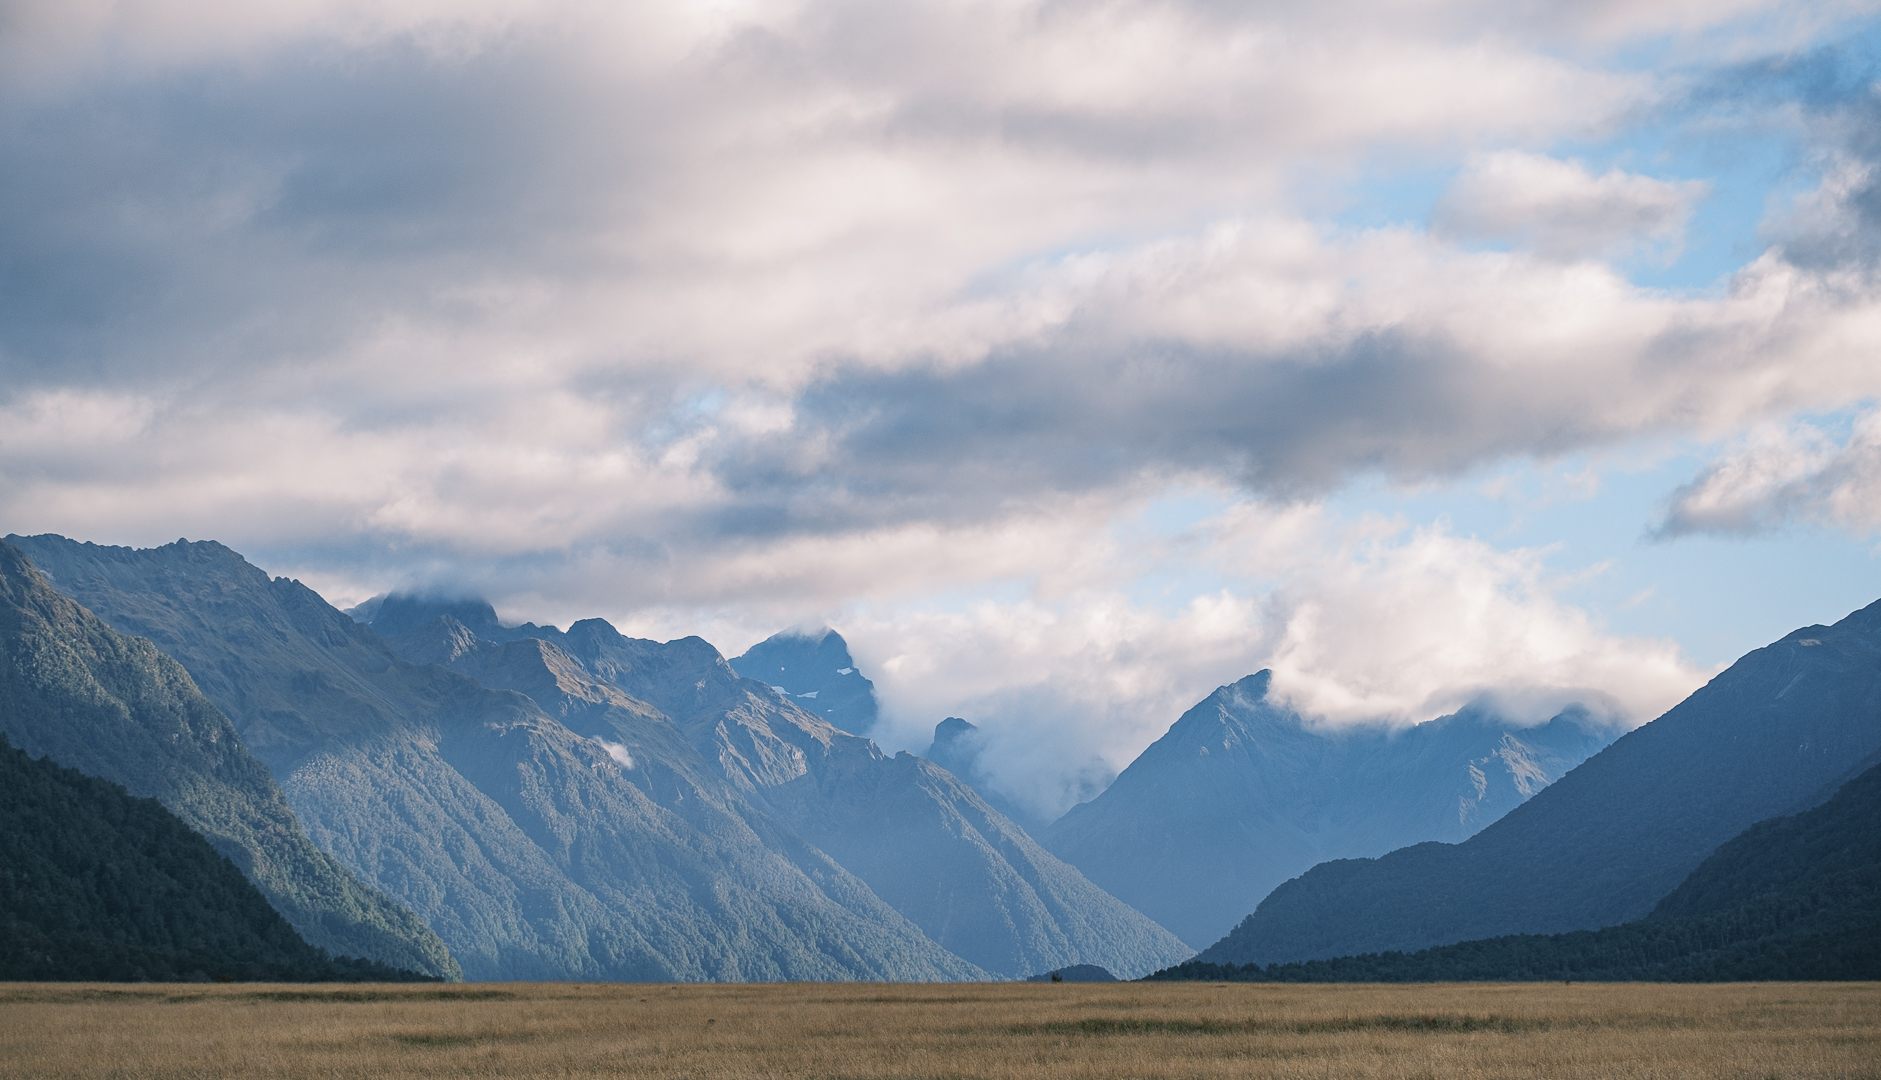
xmin=852 ymin=503 xmax=1703 ymax=822
xmin=1657 ymin=408 xmax=1881 ymax=537
xmin=1433 ymin=152 xmax=1708 ymax=261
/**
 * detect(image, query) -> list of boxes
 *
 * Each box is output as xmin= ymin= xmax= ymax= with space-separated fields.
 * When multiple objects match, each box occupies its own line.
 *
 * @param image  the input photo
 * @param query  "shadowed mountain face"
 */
xmin=0 ymin=540 xmax=457 ymax=979
xmin=1198 ymin=602 xmax=1881 ymax=967
xmin=1041 ymin=671 xmax=1614 ymax=948
xmin=10 ymin=535 xmax=982 ymax=983
xmin=1150 ymin=757 xmax=1881 ymax=984
xmin=0 ymin=735 xmax=430 ymax=983
xmin=382 ymin=608 xmax=1194 ymax=979
xmin=1646 ymin=754 xmax=1881 ymax=929
xmin=730 ymin=629 xmax=881 ymax=736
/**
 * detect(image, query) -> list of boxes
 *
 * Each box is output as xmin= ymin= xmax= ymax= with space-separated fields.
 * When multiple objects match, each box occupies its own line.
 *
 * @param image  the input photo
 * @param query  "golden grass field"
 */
xmin=1 ymin=980 xmax=1876 ymax=1079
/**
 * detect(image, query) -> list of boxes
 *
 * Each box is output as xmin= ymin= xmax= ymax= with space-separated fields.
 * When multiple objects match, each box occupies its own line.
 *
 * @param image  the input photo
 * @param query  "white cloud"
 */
xmin=598 ymin=739 xmax=635 ymax=768
xmin=11 ymin=199 xmax=1881 ymax=619
xmin=1246 ymin=520 xmax=1699 ymax=727
xmin=848 ymin=503 xmax=1705 ymax=823
xmin=1434 ymin=151 xmax=1708 ymax=260
xmin=1658 ymin=407 xmax=1881 ymax=536
xmin=0 ymin=0 xmax=1661 ymax=398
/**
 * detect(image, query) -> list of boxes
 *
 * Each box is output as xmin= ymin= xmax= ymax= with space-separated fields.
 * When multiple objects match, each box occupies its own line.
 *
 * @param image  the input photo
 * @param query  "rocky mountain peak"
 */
xmin=731 ymin=627 xmax=880 ymax=735
xmin=925 ymin=717 xmax=983 ymax=779
xmin=931 ymin=716 xmax=979 ymax=752
xmin=1225 ymin=670 xmax=1274 ymax=704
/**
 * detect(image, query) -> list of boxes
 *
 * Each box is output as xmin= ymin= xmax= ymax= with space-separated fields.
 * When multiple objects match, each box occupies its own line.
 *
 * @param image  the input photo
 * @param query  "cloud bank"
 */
xmin=854 ymin=505 xmax=1701 ymax=821
xmin=5 ymin=0 xmax=1881 ymax=812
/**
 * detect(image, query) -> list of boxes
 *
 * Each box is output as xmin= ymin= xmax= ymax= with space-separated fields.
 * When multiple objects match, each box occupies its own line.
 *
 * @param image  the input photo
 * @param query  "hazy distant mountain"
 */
xmin=924 ymin=717 xmax=1047 ymax=833
xmin=0 ymin=540 xmax=456 ymax=979
xmin=383 ymin=603 xmax=1194 ymax=979
xmin=730 ymin=629 xmax=880 ymax=735
xmin=1199 ymin=600 xmax=1881 ymax=966
xmin=1151 ymin=755 xmax=1881 ymax=983
xmin=0 ymin=735 xmax=426 ymax=983
xmin=1040 ymin=671 xmax=1613 ymax=948
xmin=12 ymin=535 xmax=983 ymax=982
xmin=926 ymin=717 xmax=982 ymax=777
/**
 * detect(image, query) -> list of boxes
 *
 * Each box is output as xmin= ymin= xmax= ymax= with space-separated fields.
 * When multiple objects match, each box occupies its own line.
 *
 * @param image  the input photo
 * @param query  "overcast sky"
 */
xmin=7 ymin=0 xmax=1881 ymax=818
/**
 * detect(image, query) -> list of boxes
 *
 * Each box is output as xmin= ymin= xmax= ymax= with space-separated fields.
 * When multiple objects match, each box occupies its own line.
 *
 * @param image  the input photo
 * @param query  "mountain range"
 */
xmin=13 ymin=528 xmax=1877 ymax=985
xmin=10 ymin=534 xmax=1189 ymax=980
xmin=1040 ymin=672 xmax=1615 ymax=948
xmin=924 ymin=717 xmax=1045 ymax=833
xmin=375 ymin=607 xmax=1192 ymax=979
xmin=1197 ymin=599 xmax=1881 ymax=966
xmin=9 ymin=534 xmax=988 ymax=981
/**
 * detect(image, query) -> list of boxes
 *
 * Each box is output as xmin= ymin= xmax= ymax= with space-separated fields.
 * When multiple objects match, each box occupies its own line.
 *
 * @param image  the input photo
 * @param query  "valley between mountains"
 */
xmin=3 ymin=531 xmax=1878 ymax=983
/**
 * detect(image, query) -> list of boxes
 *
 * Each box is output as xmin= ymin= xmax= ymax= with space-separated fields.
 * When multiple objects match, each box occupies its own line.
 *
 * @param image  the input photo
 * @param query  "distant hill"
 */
xmin=0 ymin=540 xmax=457 ymax=979
xmin=730 ymin=628 xmax=881 ymax=736
xmin=1026 ymin=964 xmax=1117 ymax=982
xmin=13 ymin=535 xmax=980 ymax=983
xmin=1041 ymin=672 xmax=1614 ymax=948
xmin=0 ymin=735 xmax=427 ymax=982
xmin=1148 ymin=756 xmax=1881 ymax=982
xmin=1198 ymin=601 xmax=1881 ymax=966
xmin=386 ymin=608 xmax=1194 ymax=979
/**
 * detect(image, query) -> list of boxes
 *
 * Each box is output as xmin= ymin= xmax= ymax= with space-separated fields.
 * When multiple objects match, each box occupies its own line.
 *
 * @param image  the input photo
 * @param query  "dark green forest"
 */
xmin=0 ymin=735 xmax=431 ymax=983
xmin=0 ymin=538 xmax=458 ymax=978
xmin=1148 ymin=758 xmax=1881 ymax=983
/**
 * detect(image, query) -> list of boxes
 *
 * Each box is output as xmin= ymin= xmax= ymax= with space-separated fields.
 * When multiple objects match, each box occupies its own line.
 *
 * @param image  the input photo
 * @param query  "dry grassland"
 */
xmin=1 ymin=980 xmax=1876 ymax=1080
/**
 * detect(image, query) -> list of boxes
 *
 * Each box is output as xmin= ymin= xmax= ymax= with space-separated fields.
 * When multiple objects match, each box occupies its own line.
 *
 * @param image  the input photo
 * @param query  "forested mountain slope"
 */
xmin=11 ymin=534 xmax=982 ymax=982
xmin=1198 ymin=602 xmax=1881 ymax=966
xmin=0 ymin=540 xmax=456 ymax=978
xmin=0 ymin=736 xmax=427 ymax=982
xmin=1152 ymin=756 xmax=1881 ymax=983
xmin=384 ymin=608 xmax=1193 ymax=979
